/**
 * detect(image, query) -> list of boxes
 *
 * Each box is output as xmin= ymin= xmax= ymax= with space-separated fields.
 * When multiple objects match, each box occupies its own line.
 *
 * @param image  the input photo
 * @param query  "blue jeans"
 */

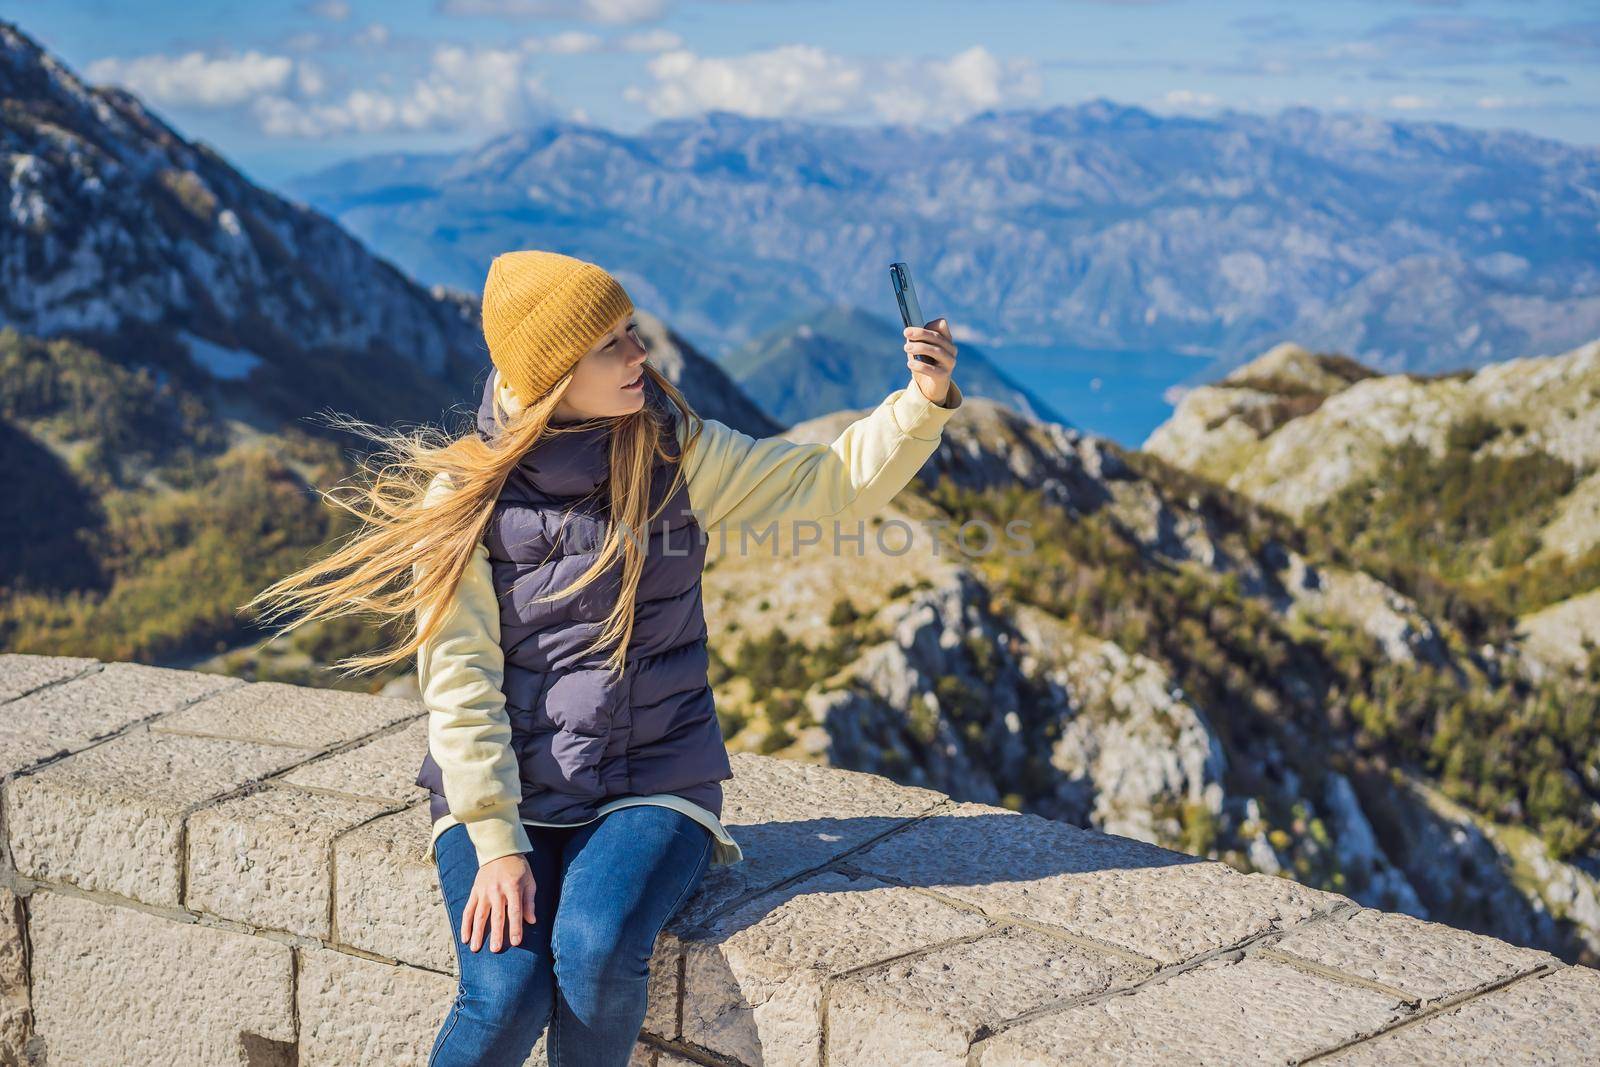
xmin=428 ymin=805 xmax=714 ymax=1066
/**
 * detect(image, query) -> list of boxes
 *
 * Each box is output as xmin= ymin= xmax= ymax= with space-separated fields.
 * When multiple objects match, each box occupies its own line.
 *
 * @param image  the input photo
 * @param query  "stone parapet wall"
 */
xmin=0 ymin=653 xmax=1595 ymax=1065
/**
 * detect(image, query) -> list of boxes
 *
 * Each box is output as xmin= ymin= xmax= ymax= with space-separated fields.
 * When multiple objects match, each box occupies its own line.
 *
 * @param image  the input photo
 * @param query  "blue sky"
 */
xmin=14 ymin=0 xmax=1599 ymax=187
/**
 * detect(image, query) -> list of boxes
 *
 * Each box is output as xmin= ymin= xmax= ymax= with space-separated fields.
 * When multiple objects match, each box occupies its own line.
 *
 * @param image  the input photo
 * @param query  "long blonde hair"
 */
xmin=242 ymin=362 xmax=705 ymax=680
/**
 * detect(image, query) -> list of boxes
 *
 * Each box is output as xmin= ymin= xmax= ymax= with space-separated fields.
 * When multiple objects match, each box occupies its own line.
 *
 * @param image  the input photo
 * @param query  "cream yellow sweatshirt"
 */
xmin=416 ymin=374 xmax=964 ymax=867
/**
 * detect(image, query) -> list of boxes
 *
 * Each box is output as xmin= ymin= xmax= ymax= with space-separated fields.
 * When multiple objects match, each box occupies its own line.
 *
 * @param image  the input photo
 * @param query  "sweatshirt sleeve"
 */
xmin=676 ymin=377 xmax=963 ymax=536
xmin=413 ymin=472 xmax=533 ymax=865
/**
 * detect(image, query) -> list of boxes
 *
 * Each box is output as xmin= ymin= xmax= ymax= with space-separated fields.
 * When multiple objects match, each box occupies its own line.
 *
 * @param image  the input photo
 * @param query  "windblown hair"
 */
xmin=242 ymin=361 xmax=706 ymax=680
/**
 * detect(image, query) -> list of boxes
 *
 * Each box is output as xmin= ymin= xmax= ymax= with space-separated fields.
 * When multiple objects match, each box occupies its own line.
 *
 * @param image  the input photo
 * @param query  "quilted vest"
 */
xmin=414 ymin=373 xmax=732 ymax=825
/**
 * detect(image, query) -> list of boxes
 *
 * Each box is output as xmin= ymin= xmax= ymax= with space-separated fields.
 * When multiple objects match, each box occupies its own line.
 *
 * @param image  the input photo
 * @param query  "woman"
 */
xmin=246 ymin=249 xmax=961 ymax=1065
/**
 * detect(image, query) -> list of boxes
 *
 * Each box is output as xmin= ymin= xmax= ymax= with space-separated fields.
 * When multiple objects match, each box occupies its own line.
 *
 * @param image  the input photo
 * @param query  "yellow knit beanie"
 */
xmin=480 ymin=250 xmax=635 ymax=404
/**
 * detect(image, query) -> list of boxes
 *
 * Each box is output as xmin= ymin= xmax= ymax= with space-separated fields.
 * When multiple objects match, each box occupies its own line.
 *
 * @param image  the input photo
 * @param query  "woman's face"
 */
xmin=552 ymin=311 xmax=649 ymax=423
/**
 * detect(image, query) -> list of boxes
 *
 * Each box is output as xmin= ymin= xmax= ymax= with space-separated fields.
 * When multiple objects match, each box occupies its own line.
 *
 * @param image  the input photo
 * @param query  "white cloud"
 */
xmin=618 ymin=29 xmax=683 ymax=53
xmin=623 ymin=43 xmax=1040 ymax=124
xmin=86 ymin=50 xmax=296 ymax=108
xmin=437 ymin=0 xmax=667 ymax=25
xmin=295 ymin=59 xmax=327 ymax=97
xmin=627 ymin=45 xmax=861 ymax=119
xmin=353 ymin=23 xmax=391 ymax=48
xmin=523 ymin=31 xmax=605 ymax=55
xmin=252 ymin=43 xmax=551 ymax=137
xmin=1385 ymin=93 xmax=1435 ymax=110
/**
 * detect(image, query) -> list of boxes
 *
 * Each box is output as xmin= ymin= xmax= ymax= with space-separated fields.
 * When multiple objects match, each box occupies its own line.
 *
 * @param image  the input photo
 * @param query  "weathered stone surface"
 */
xmin=644 ymin=932 xmax=682 ymax=1040
xmin=827 ymin=926 xmax=1156 ymax=1064
xmin=152 ymin=679 xmax=418 ymax=751
xmin=980 ymin=953 xmax=1404 ymax=1065
xmin=0 ymin=887 xmax=28 ymax=1066
xmin=1327 ymin=965 xmax=1600 ymax=1065
xmin=29 ymin=890 xmax=293 ymax=1065
xmin=10 ymin=657 xmax=1600 ymax=1064
xmin=282 ymin=715 xmax=429 ymax=803
xmin=297 ymin=944 xmax=459 ymax=1066
xmin=186 ymin=784 xmax=395 ymax=937
xmin=1269 ymin=907 xmax=1559 ymax=1004
xmin=679 ymin=750 xmax=947 ymax=925
xmin=5 ymin=726 xmax=306 ymax=905
xmin=0 ymin=661 xmax=239 ymax=775
xmin=0 ymin=653 xmax=97 ymax=704
xmin=847 ymin=802 xmax=1343 ymax=964
xmin=0 ymin=733 xmax=70 ymax=785
xmin=681 ymin=868 xmax=994 ymax=1065
xmin=331 ymin=804 xmax=455 ymax=969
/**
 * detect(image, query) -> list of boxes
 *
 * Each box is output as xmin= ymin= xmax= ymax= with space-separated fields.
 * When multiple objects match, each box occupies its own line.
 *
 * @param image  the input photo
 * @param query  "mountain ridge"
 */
xmin=289 ymin=98 xmax=1600 ymax=377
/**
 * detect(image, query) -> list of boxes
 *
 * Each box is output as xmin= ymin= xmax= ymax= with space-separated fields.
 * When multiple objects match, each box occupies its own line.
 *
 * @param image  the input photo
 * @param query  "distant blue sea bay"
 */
xmin=980 ymin=343 xmax=1215 ymax=448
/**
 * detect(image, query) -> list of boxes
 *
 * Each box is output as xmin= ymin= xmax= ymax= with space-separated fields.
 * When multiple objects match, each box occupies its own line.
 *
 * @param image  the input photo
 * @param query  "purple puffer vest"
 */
xmin=414 ymin=373 xmax=732 ymax=825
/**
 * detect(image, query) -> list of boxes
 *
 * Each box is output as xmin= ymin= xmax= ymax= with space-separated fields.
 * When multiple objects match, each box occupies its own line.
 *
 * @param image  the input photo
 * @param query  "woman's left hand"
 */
xmin=904 ymin=318 xmax=958 ymax=406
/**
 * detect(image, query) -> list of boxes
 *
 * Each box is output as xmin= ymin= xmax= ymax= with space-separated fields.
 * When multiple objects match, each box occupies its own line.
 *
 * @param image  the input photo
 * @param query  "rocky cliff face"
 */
xmin=702 ymin=378 xmax=1600 ymax=965
xmin=1120 ymin=338 xmax=1600 ymax=961
xmin=0 ymin=19 xmax=488 ymax=433
xmin=1145 ymin=337 xmax=1600 ymax=668
xmin=1146 ymin=339 xmax=1600 ymax=555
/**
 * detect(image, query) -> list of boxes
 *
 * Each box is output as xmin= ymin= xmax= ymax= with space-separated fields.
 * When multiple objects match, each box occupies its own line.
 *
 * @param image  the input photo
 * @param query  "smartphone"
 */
xmin=890 ymin=261 xmax=939 ymax=365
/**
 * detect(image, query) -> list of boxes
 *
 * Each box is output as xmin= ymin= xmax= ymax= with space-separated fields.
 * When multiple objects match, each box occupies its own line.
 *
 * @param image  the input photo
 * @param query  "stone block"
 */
xmin=0 ymin=661 xmax=239 ymax=775
xmin=281 ymin=715 xmax=429 ymax=803
xmin=644 ymin=932 xmax=682 ymax=1039
xmin=186 ymin=784 xmax=396 ymax=937
xmin=297 ymin=944 xmax=459 ymax=1066
xmin=5 ymin=726 xmax=306 ymax=906
xmin=847 ymin=802 xmax=1343 ymax=964
xmin=152 ymin=680 xmax=419 ymax=751
xmin=680 ymin=751 xmax=947 ymax=925
xmin=0 ymin=653 xmax=97 ymax=704
xmin=0 ymin=887 xmax=28 ymax=1066
xmin=29 ymin=890 xmax=293 ymax=1066
xmin=827 ymin=926 xmax=1157 ymax=1064
xmin=1328 ymin=965 xmax=1600 ymax=1065
xmin=681 ymin=868 xmax=994 ymax=1065
xmin=1267 ymin=907 xmax=1559 ymax=1004
xmin=979 ymin=953 xmax=1404 ymax=1065
xmin=331 ymin=804 xmax=455 ymax=969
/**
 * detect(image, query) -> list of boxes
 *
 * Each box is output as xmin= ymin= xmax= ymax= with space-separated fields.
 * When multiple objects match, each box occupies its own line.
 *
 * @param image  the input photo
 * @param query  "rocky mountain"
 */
xmin=718 ymin=304 xmax=1062 ymax=427
xmin=0 ymin=20 xmax=492 ymax=434
xmin=0 ymin=21 xmax=770 ymax=672
xmin=289 ymin=103 xmax=1600 ymax=377
xmin=698 ymin=378 xmax=1600 ymax=966
xmin=1145 ymin=338 xmax=1600 ymax=667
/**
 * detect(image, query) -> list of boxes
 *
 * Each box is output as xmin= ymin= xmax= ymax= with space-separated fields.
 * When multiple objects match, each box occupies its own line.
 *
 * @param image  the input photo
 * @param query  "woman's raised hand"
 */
xmin=904 ymin=318 xmax=958 ymax=406
xmin=461 ymin=853 xmax=538 ymax=952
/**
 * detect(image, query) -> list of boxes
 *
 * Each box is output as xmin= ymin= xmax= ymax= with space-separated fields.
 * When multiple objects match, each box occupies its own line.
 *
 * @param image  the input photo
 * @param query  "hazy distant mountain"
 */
xmin=290 ymin=102 xmax=1600 ymax=377
xmin=719 ymin=304 xmax=1062 ymax=426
